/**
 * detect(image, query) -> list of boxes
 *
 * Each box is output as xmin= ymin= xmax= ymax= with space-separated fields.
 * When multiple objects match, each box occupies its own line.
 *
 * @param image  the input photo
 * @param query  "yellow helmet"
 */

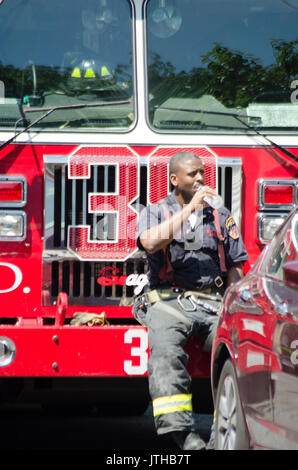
xmin=66 ymin=56 xmax=116 ymax=93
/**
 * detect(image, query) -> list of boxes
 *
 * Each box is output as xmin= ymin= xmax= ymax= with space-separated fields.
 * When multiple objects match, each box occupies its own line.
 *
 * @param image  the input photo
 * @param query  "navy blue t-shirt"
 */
xmin=137 ymin=192 xmax=248 ymax=290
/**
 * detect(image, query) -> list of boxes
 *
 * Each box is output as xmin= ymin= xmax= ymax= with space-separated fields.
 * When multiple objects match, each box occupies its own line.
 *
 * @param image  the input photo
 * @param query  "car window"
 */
xmin=267 ymin=212 xmax=298 ymax=280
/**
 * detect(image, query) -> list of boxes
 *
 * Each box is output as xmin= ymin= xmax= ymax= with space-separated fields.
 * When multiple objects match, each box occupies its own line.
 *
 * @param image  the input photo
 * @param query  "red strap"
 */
xmin=158 ymin=204 xmax=227 ymax=280
xmin=158 ymin=202 xmax=174 ymax=282
xmin=159 ymin=247 xmax=174 ymax=282
xmin=213 ymin=209 xmax=227 ymax=273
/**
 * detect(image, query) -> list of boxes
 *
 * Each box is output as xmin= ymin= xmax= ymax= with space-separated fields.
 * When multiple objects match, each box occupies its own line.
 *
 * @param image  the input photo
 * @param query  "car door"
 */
xmin=233 ymin=268 xmax=275 ymax=448
xmin=264 ymin=212 xmax=298 ymax=449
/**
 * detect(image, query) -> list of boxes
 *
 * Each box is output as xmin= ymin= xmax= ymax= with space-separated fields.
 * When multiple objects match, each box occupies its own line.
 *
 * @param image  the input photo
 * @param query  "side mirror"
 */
xmin=283 ymin=261 xmax=298 ymax=289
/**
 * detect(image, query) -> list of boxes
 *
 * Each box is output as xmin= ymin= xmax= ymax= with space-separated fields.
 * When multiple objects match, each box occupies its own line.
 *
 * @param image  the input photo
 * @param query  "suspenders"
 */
xmin=212 ymin=208 xmax=227 ymax=274
xmin=158 ymin=202 xmax=174 ymax=283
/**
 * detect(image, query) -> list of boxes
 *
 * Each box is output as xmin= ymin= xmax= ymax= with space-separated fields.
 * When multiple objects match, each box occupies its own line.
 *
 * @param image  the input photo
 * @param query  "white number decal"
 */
xmin=124 ymin=329 xmax=148 ymax=375
xmin=68 ymin=146 xmax=139 ymax=261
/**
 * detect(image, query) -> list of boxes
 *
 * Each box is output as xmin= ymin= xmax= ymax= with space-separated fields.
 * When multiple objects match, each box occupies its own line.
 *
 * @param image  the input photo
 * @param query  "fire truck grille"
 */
xmin=46 ymin=259 xmax=147 ymax=306
xmin=43 ymin=156 xmax=241 ymax=306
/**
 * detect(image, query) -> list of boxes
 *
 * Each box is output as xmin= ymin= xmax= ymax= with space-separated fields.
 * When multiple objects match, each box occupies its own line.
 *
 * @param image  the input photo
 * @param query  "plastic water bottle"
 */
xmin=197 ymin=186 xmax=223 ymax=209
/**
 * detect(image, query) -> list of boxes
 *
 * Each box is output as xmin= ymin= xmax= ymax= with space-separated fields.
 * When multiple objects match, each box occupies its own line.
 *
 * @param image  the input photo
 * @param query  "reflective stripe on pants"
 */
xmin=153 ymin=393 xmax=192 ymax=417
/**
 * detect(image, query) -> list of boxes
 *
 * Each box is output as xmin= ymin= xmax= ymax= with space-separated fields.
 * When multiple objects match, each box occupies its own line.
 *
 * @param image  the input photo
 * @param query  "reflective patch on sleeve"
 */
xmin=225 ymin=216 xmax=240 ymax=239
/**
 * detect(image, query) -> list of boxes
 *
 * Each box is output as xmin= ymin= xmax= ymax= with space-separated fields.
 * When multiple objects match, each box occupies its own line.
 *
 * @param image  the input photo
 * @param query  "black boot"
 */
xmin=172 ymin=431 xmax=206 ymax=450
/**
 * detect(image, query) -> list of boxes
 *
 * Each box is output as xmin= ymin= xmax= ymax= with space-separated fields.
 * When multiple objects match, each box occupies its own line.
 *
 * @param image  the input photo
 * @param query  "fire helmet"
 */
xmin=66 ymin=56 xmax=116 ymax=93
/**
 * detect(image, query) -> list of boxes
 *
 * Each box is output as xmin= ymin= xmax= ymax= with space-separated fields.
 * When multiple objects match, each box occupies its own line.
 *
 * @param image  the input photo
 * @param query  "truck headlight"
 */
xmin=0 ymin=211 xmax=26 ymax=241
xmin=258 ymin=213 xmax=287 ymax=244
xmin=0 ymin=337 xmax=16 ymax=367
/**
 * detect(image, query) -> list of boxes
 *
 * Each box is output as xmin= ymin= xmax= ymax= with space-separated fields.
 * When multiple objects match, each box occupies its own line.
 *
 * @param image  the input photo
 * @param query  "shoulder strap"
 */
xmin=157 ymin=204 xmax=227 ymax=281
xmin=158 ymin=200 xmax=174 ymax=283
xmin=213 ymin=209 xmax=227 ymax=273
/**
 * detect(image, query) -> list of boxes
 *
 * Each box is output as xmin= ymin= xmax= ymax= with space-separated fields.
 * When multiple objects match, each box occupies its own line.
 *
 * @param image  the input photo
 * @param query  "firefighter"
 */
xmin=133 ymin=151 xmax=248 ymax=450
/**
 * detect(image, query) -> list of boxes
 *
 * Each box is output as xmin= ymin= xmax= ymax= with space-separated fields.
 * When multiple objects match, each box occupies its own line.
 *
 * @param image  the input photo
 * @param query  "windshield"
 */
xmin=0 ymin=0 xmax=134 ymax=130
xmin=146 ymin=0 xmax=298 ymax=132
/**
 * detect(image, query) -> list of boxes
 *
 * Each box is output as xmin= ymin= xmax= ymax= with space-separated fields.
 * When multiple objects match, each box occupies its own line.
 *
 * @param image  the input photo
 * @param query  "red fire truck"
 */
xmin=0 ymin=0 xmax=297 ymax=412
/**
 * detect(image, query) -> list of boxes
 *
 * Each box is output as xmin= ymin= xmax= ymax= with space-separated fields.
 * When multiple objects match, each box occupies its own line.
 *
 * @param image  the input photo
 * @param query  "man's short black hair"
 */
xmin=169 ymin=151 xmax=202 ymax=175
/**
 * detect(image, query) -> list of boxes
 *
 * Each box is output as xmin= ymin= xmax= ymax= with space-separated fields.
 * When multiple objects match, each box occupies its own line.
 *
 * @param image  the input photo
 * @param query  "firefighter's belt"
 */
xmin=70 ymin=311 xmax=109 ymax=326
xmin=178 ymin=290 xmax=221 ymax=314
xmin=143 ymin=287 xmax=213 ymax=306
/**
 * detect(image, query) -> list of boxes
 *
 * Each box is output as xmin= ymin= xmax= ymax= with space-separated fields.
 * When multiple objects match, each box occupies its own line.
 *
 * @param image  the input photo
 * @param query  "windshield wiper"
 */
xmin=155 ymin=105 xmax=298 ymax=164
xmin=0 ymin=99 xmax=131 ymax=152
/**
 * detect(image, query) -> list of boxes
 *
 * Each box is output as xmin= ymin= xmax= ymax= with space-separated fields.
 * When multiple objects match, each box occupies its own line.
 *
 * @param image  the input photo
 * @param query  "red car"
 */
xmin=211 ymin=206 xmax=298 ymax=450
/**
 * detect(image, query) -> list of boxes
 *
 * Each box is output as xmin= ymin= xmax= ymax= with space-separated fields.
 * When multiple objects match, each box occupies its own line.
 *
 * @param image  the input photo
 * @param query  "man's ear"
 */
xmin=170 ymin=173 xmax=178 ymax=187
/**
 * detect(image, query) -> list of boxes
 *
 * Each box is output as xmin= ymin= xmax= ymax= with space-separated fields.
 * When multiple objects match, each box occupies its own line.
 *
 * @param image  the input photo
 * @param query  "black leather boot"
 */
xmin=172 ymin=431 xmax=206 ymax=450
